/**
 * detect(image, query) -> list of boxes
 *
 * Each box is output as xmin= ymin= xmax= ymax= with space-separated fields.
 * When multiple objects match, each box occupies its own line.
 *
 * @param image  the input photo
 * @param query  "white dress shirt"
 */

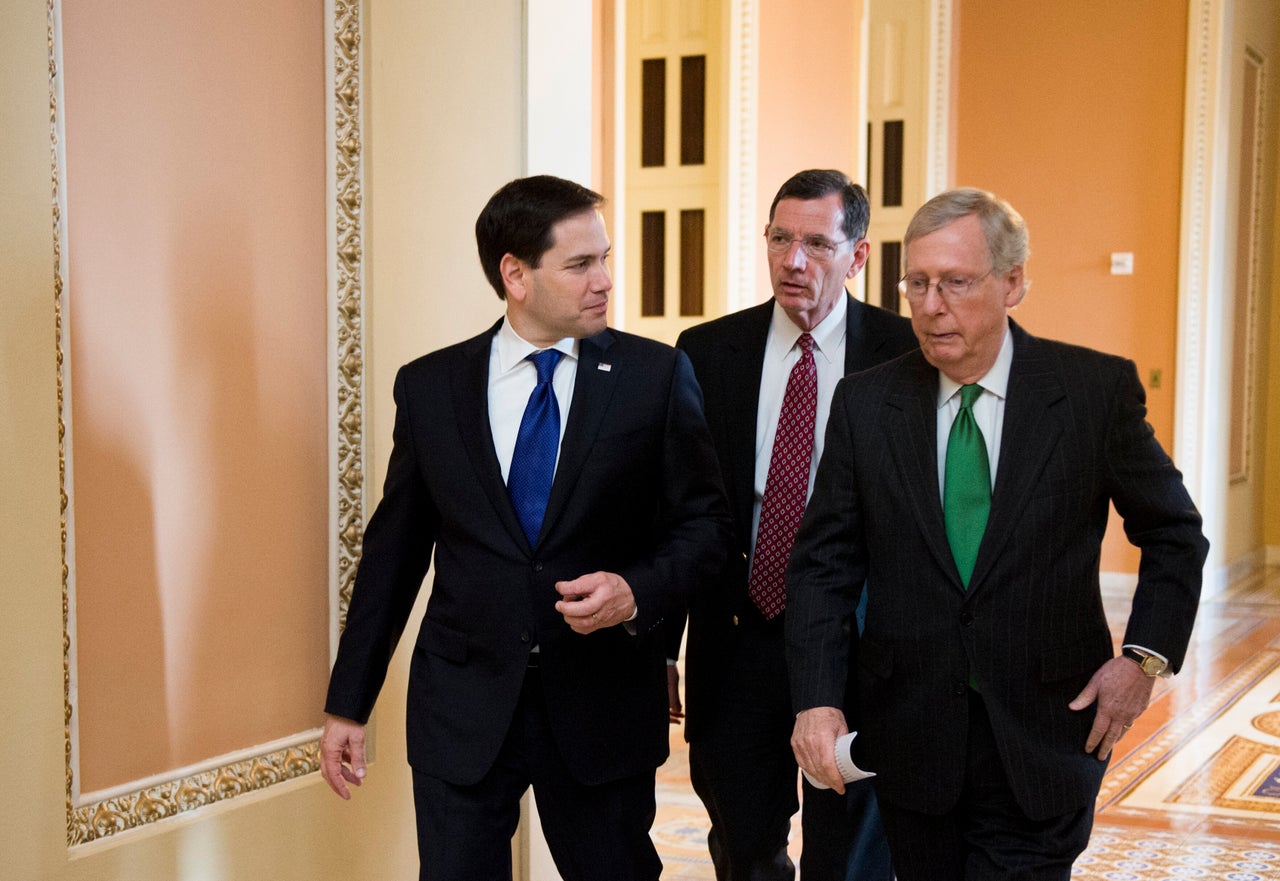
xmin=488 ymin=318 xmax=578 ymax=482
xmin=750 ymin=295 xmax=848 ymax=556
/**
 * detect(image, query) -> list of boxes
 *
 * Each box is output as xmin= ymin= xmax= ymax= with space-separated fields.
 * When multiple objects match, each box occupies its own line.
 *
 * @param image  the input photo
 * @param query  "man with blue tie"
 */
xmin=319 ymin=175 xmax=730 ymax=881
xmin=787 ymin=188 xmax=1207 ymax=879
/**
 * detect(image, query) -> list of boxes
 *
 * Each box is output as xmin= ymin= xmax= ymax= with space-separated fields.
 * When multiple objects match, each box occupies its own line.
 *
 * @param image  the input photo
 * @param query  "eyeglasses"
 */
xmin=897 ymin=268 xmax=994 ymax=301
xmin=764 ymin=229 xmax=849 ymax=261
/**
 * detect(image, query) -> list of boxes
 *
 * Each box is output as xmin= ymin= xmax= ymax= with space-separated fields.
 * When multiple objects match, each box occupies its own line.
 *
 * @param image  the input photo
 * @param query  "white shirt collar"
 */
xmin=768 ymin=291 xmax=848 ymax=365
xmin=496 ymin=316 xmax=578 ymax=375
xmin=936 ymin=324 xmax=1014 ymax=407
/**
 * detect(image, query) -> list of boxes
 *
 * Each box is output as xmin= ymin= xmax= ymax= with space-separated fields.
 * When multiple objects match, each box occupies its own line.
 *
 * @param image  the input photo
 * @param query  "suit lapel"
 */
xmin=967 ymin=322 xmax=1065 ymax=594
xmin=451 ymin=320 xmax=530 ymax=549
xmin=538 ymin=329 xmax=620 ymax=545
xmin=883 ymin=352 xmax=959 ymax=585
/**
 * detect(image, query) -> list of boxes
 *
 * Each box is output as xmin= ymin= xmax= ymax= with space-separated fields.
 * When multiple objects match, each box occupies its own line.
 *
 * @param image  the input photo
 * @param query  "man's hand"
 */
xmin=667 ymin=664 xmax=684 ymax=723
xmin=791 ymin=706 xmax=849 ymax=794
xmin=320 ymin=714 xmax=368 ymax=799
xmin=1069 ymin=656 xmax=1155 ymax=760
xmin=554 ymin=571 xmax=636 ymax=634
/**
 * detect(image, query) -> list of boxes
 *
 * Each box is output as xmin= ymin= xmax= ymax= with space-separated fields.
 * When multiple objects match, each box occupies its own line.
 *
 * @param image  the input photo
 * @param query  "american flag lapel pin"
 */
xmin=597 ymin=363 xmax=612 ymax=372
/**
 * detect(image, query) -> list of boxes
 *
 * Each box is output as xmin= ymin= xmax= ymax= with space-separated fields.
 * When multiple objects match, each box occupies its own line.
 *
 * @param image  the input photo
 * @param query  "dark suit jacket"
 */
xmin=324 ymin=320 xmax=730 ymax=787
xmin=674 ymin=294 xmax=918 ymax=742
xmin=785 ymin=320 xmax=1207 ymax=820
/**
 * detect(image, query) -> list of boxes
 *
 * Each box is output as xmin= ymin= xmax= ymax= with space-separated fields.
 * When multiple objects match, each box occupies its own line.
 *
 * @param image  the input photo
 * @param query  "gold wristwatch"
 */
xmin=1121 ymin=647 xmax=1170 ymax=678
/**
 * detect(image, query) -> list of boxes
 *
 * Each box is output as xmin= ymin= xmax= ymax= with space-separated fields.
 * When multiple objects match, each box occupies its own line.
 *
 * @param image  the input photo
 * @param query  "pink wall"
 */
xmin=63 ymin=0 xmax=330 ymax=792
xmin=755 ymin=0 xmax=866 ymax=303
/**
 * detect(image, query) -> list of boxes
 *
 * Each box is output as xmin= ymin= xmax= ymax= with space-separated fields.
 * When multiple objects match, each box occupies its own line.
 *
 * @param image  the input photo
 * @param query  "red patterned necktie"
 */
xmin=748 ymin=333 xmax=818 ymax=619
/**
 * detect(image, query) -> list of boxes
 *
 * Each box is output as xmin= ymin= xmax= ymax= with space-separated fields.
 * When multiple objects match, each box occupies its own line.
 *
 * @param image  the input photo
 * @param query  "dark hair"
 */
xmin=475 ymin=175 xmax=606 ymax=299
xmin=768 ymin=169 xmax=870 ymax=242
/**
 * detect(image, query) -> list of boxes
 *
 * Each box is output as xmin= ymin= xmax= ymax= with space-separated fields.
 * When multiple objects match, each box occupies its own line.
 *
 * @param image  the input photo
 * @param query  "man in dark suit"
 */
xmin=319 ymin=175 xmax=730 ymax=881
xmin=673 ymin=169 xmax=917 ymax=880
xmin=787 ymin=188 xmax=1207 ymax=880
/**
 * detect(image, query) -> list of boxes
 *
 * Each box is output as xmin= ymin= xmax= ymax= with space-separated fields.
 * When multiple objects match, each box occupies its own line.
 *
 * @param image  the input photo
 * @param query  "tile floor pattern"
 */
xmin=652 ymin=566 xmax=1280 ymax=879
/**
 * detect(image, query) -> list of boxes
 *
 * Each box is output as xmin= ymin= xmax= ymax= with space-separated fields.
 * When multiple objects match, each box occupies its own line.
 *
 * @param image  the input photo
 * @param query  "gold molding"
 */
xmin=334 ymin=0 xmax=366 ymax=627
xmin=52 ymin=0 xmax=365 ymax=846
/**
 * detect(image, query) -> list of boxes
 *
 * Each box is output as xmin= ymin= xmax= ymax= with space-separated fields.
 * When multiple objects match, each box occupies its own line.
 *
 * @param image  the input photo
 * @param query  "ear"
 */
xmin=500 ymin=253 xmax=527 ymax=302
xmin=1002 ymin=265 xmax=1027 ymax=307
xmin=846 ymin=238 xmax=871 ymax=279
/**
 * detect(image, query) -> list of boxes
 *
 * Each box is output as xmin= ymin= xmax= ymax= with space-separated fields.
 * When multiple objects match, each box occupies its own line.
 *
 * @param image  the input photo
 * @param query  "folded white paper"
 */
xmin=801 ymin=731 xmax=876 ymax=790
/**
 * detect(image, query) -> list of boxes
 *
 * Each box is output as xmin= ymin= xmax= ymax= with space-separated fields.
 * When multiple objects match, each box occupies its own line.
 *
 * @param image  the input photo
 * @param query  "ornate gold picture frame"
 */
xmin=49 ymin=0 xmax=365 ymax=846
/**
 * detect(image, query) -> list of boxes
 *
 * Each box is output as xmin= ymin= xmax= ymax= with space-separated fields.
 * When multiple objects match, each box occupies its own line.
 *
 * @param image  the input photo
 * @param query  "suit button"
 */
xmin=952 ymin=680 xmax=967 ymax=696
xmin=533 ymin=562 xmax=544 ymax=573
xmin=732 ymin=615 xmax=740 ymax=626
xmin=960 ymin=610 xmax=973 ymax=626
xmin=520 ymin=631 xmax=531 ymax=644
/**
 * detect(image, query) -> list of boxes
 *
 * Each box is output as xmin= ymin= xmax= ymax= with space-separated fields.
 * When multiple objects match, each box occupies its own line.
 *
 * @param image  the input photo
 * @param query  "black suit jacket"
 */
xmin=786 ymin=320 xmax=1207 ymax=819
xmin=325 ymin=320 xmax=730 ymax=787
xmin=674 ymin=294 xmax=918 ymax=742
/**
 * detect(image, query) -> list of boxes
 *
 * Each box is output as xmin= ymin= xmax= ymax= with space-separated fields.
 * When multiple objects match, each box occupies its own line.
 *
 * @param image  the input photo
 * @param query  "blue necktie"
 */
xmin=508 ymin=349 xmax=562 ymax=545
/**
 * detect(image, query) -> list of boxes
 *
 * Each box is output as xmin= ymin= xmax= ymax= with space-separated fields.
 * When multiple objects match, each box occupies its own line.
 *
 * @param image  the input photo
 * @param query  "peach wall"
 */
xmin=5 ymin=0 xmax=522 ymax=878
xmin=954 ymin=1 xmax=1188 ymax=573
xmin=755 ymin=0 xmax=866 ymax=304
xmin=62 ymin=0 xmax=330 ymax=791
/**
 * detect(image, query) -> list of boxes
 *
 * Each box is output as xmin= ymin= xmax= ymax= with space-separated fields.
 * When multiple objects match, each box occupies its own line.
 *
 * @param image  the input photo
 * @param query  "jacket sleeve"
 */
xmin=324 ymin=365 xmax=440 ymax=723
xmin=1104 ymin=359 xmax=1207 ymax=672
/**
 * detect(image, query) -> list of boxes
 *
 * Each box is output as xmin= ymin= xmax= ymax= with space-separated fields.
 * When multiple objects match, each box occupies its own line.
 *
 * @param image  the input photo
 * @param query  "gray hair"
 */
xmin=905 ymin=188 xmax=1030 ymax=278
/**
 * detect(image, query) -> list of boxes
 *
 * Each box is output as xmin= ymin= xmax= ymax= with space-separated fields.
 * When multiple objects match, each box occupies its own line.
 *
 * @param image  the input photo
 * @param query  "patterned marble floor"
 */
xmin=653 ymin=565 xmax=1280 ymax=879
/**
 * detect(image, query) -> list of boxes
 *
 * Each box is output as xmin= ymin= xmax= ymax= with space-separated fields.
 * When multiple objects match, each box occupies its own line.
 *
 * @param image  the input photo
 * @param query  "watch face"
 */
xmin=1140 ymin=655 xmax=1166 ymax=676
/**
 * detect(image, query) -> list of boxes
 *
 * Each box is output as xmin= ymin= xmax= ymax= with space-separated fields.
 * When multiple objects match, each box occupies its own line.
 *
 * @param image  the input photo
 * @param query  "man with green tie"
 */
xmin=785 ymin=188 xmax=1207 ymax=880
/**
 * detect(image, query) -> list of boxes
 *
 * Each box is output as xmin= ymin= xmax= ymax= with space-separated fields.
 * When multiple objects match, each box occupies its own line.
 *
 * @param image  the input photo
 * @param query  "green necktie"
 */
xmin=943 ymin=384 xmax=990 ymax=588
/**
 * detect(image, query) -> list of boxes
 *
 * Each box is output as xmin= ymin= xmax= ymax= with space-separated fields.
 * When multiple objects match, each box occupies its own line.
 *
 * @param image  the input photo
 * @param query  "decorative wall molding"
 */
xmin=51 ymin=0 xmax=365 ymax=846
xmin=332 ymin=0 xmax=367 ymax=631
xmin=1175 ymin=0 xmax=1223 ymax=507
xmin=726 ymin=0 xmax=758 ymax=313
xmin=926 ymin=0 xmax=952 ymax=195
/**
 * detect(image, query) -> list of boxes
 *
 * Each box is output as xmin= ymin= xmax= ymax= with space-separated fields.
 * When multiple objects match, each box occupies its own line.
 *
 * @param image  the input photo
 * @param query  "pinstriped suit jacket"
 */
xmin=785 ymin=319 xmax=1206 ymax=820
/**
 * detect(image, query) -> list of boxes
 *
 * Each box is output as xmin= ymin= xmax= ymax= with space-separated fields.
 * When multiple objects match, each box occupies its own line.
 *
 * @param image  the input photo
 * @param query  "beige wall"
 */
xmin=1228 ymin=0 xmax=1280 ymax=566
xmin=1270 ymin=127 xmax=1280 ymax=555
xmin=3 ymin=0 xmax=523 ymax=877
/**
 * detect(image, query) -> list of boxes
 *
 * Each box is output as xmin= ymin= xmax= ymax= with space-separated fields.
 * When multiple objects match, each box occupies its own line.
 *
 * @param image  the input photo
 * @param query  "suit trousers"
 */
xmin=875 ymin=690 xmax=1094 ymax=881
xmin=411 ymin=663 xmax=662 ymax=881
xmin=688 ymin=616 xmax=891 ymax=881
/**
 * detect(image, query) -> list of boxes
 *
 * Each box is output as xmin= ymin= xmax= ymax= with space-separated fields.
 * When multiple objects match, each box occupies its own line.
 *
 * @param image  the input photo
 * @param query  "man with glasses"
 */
xmin=670 ymin=169 xmax=917 ymax=880
xmin=787 ymin=188 xmax=1206 ymax=879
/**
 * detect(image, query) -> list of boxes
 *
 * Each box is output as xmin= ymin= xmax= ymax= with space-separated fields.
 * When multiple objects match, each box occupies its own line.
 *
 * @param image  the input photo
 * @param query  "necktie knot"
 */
xmin=959 ymin=383 xmax=983 ymax=410
xmin=529 ymin=349 xmax=561 ymax=384
xmin=797 ymin=333 xmax=814 ymax=357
